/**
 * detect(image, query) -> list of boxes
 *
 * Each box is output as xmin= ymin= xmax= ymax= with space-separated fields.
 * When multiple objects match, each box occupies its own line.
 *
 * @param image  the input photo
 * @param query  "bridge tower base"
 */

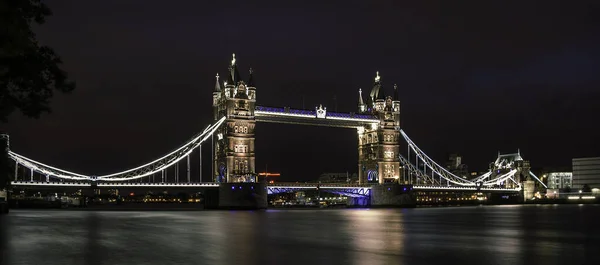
xmin=346 ymin=197 xmax=370 ymax=207
xmin=218 ymin=180 xmax=267 ymax=210
xmin=369 ymin=183 xmax=416 ymax=208
xmin=522 ymin=180 xmax=535 ymax=202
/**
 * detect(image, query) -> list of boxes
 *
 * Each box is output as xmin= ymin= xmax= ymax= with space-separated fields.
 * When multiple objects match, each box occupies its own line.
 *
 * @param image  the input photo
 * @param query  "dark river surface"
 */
xmin=1 ymin=204 xmax=599 ymax=265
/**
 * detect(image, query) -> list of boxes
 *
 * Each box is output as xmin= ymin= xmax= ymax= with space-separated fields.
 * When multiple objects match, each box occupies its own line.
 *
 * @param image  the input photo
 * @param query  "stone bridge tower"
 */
xmin=212 ymin=54 xmax=257 ymax=183
xmin=212 ymin=54 xmax=266 ymax=210
xmin=356 ymin=72 xmax=401 ymax=184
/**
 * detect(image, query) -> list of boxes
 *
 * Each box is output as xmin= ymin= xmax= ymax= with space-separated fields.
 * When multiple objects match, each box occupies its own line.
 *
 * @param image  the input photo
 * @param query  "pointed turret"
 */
xmin=358 ymin=88 xmax=365 ymax=105
xmin=228 ymin=53 xmax=242 ymax=85
xmin=358 ymin=88 xmax=366 ymax=113
xmin=214 ymin=73 xmax=221 ymax=92
xmin=371 ymin=71 xmax=386 ymax=112
xmin=247 ymin=68 xmax=256 ymax=100
xmin=213 ymin=73 xmax=222 ymax=107
xmin=247 ymin=68 xmax=255 ymax=87
xmin=391 ymin=83 xmax=401 ymax=116
xmin=369 ymin=71 xmax=382 ymax=103
xmin=376 ymin=83 xmax=385 ymax=100
xmin=227 ymin=61 xmax=234 ymax=86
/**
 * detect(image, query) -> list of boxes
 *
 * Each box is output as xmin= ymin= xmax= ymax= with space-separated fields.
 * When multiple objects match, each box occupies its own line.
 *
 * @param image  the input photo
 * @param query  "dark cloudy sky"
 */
xmin=4 ymin=0 xmax=600 ymax=181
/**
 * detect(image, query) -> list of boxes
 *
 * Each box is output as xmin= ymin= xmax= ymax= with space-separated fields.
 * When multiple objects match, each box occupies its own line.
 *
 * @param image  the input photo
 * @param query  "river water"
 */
xmin=1 ymin=205 xmax=598 ymax=265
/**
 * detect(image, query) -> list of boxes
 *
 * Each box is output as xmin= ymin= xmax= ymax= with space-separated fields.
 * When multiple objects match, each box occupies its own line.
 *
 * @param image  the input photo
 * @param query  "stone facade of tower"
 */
xmin=488 ymin=151 xmax=531 ymax=189
xmin=212 ymin=54 xmax=257 ymax=183
xmin=356 ymin=72 xmax=401 ymax=184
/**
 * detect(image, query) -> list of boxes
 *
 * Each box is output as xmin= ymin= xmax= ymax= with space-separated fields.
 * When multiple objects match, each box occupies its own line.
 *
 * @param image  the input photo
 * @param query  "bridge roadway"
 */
xmin=9 ymin=181 xmax=520 ymax=193
xmin=254 ymin=106 xmax=379 ymax=128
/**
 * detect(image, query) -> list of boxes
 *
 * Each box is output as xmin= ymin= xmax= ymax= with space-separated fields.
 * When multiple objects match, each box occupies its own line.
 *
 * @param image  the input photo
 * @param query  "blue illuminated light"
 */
xmin=231 ymin=186 xmax=235 ymax=190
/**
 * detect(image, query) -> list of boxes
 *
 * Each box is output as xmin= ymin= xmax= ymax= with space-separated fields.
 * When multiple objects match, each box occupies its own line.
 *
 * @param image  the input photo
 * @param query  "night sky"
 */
xmin=4 ymin=0 xmax=600 ymax=181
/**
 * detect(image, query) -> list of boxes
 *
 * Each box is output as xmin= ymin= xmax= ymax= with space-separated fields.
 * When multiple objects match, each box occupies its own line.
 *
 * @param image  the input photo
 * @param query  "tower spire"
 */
xmin=393 ymin=84 xmax=399 ymax=101
xmin=247 ymin=68 xmax=255 ymax=87
xmin=214 ymin=73 xmax=221 ymax=92
xmin=376 ymin=82 xmax=385 ymax=100
xmin=369 ymin=71 xmax=383 ymax=103
xmin=228 ymin=53 xmax=241 ymax=85
xmin=358 ymin=88 xmax=367 ymax=113
xmin=358 ymin=88 xmax=365 ymax=105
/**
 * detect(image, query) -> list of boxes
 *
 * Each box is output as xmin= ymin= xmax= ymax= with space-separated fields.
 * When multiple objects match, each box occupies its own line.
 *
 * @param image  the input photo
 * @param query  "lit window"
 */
xmin=234 ymin=145 xmax=248 ymax=153
xmin=384 ymin=151 xmax=394 ymax=158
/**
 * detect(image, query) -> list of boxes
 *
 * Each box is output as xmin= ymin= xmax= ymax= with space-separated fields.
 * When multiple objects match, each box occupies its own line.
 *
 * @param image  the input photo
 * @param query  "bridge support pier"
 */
xmin=346 ymin=196 xmax=370 ymax=207
xmin=522 ymin=180 xmax=535 ymax=202
xmin=218 ymin=180 xmax=267 ymax=210
xmin=369 ymin=183 xmax=416 ymax=208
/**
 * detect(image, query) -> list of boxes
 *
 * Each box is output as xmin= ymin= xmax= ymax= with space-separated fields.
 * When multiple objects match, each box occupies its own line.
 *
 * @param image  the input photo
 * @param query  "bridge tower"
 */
xmin=356 ymin=72 xmax=401 ymax=184
xmin=213 ymin=54 xmax=257 ymax=183
xmin=212 ymin=54 xmax=265 ymax=209
xmin=489 ymin=150 xmax=535 ymax=200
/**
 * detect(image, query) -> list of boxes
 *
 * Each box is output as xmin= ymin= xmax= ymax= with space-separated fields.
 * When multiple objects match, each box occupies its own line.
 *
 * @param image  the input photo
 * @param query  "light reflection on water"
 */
xmin=0 ymin=205 xmax=599 ymax=265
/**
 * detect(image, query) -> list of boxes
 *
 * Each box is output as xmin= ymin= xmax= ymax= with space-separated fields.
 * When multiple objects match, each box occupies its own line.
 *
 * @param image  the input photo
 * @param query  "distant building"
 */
xmin=319 ymin=173 xmax=357 ymax=183
xmin=544 ymin=172 xmax=572 ymax=189
xmin=446 ymin=154 xmax=469 ymax=179
xmin=572 ymin=157 xmax=600 ymax=189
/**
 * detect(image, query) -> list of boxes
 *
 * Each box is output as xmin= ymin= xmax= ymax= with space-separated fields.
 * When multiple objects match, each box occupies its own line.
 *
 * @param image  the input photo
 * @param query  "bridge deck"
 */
xmin=255 ymin=106 xmax=379 ymax=128
xmin=10 ymin=181 xmax=520 ymax=192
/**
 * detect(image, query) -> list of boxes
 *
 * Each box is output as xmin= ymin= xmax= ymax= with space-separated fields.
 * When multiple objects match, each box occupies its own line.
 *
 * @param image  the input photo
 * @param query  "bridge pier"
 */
xmin=346 ymin=196 xmax=370 ymax=207
xmin=218 ymin=180 xmax=267 ymax=210
xmin=522 ymin=180 xmax=535 ymax=202
xmin=369 ymin=183 xmax=416 ymax=208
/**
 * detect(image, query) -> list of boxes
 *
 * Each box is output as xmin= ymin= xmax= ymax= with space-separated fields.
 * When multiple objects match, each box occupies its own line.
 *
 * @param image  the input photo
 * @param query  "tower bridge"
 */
xmin=2 ymin=54 xmax=541 ymax=209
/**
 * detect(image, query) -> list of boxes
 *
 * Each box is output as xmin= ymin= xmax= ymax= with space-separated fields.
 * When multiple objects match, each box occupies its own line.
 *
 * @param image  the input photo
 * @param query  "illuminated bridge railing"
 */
xmin=412 ymin=185 xmax=520 ymax=192
xmin=267 ymin=183 xmax=372 ymax=197
xmin=267 ymin=183 xmax=372 ymax=188
xmin=97 ymin=182 xmax=220 ymax=188
xmin=11 ymin=181 xmax=91 ymax=187
xmin=254 ymin=106 xmax=379 ymax=123
xmin=10 ymin=181 xmax=220 ymax=188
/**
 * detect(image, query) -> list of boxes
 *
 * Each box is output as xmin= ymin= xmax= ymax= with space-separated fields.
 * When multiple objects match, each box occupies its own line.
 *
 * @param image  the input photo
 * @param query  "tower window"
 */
xmin=234 ymin=144 xmax=248 ymax=153
xmin=234 ymin=125 xmax=249 ymax=134
xmin=384 ymin=165 xmax=394 ymax=178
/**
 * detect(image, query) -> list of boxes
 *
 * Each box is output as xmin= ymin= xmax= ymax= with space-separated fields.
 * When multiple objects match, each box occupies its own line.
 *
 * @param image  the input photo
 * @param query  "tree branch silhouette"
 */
xmin=1 ymin=0 xmax=75 ymax=189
